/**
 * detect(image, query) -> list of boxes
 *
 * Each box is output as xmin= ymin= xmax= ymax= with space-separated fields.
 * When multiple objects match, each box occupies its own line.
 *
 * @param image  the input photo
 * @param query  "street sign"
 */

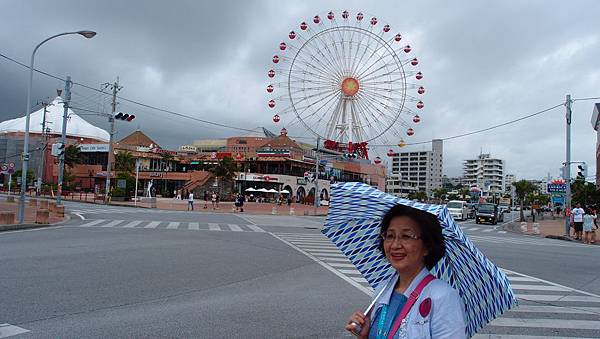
xmin=547 ymin=183 xmax=567 ymax=193
xmin=8 ymin=162 xmax=15 ymax=168
xmin=1 ymin=164 xmax=7 ymax=172
xmin=117 ymin=179 xmax=127 ymax=189
xmin=7 ymin=168 xmax=14 ymax=175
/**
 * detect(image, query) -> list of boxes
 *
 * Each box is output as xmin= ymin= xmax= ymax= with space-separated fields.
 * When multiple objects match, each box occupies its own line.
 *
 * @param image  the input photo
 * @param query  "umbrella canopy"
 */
xmin=267 ymin=189 xmax=279 ymax=193
xmin=257 ymin=188 xmax=269 ymax=193
xmin=244 ymin=187 xmax=257 ymax=192
xmin=322 ymin=182 xmax=517 ymax=338
xmin=279 ymin=189 xmax=290 ymax=194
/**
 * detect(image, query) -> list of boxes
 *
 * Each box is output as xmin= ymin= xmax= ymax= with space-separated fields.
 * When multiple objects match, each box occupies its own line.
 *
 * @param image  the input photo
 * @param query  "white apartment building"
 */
xmin=463 ymin=153 xmax=505 ymax=196
xmin=390 ymin=139 xmax=443 ymax=196
xmin=386 ymin=174 xmax=419 ymax=198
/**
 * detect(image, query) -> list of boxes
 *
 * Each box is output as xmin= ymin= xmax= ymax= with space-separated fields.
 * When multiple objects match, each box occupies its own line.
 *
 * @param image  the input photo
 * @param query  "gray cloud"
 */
xmin=1 ymin=0 xmax=599 ymax=180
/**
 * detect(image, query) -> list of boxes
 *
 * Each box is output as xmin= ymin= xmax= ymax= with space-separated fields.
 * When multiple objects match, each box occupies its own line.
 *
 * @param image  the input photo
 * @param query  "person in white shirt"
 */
xmin=571 ymin=203 xmax=585 ymax=240
xmin=187 ymin=192 xmax=194 ymax=211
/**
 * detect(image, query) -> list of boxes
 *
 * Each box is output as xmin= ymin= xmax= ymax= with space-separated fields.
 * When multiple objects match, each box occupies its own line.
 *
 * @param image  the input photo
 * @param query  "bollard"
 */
xmin=36 ymin=209 xmax=50 ymax=224
xmin=0 ymin=212 xmax=16 ymax=224
xmin=289 ymin=207 xmax=295 ymax=216
xmin=39 ymin=200 xmax=49 ymax=210
xmin=532 ymin=223 xmax=540 ymax=235
xmin=48 ymin=201 xmax=56 ymax=213
xmin=520 ymin=222 xmax=527 ymax=233
xmin=55 ymin=205 xmax=65 ymax=217
xmin=271 ymin=206 xmax=277 ymax=215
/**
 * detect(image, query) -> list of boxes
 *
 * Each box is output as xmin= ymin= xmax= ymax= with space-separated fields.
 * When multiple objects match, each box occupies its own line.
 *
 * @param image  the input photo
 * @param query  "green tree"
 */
xmin=513 ymin=180 xmax=537 ymax=221
xmin=209 ymin=156 xmax=238 ymax=194
xmin=10 ymin=169 xmax=34 ymax=190
xmin=111 ymin=172 xmax=136 ymax=198
xmin=571 ymin=179 xmax=600 ymax=208
xmin=458 ymin=188 xmax=470 ymax=201
xmin=114 ymin=151 xmax=136 ymax=173
xmin=408 ymin=191 xmax=428 ymax=202
xmin=433 ymin=188 xmax=448 ymax=202
xmin=64 ymin=145 xmax=83 ymax=168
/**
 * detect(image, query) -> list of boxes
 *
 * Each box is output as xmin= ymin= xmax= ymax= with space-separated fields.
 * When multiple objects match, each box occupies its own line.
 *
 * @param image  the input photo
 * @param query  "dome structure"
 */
xmin=0 ymin=96 xmax=109 ymax=142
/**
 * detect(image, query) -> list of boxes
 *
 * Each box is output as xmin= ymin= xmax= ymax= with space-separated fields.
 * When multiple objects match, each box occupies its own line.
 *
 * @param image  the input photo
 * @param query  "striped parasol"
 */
xmin=322 ymin=182 xmax=517 ymax=338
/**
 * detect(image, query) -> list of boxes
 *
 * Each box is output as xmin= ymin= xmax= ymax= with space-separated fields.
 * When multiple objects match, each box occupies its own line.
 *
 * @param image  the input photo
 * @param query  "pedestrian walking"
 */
xmin=211 ymin=192 xmax=217 ymax=209
xmin=176 ymin=189 xmax=181 ymax=200
xmin=583 ymin=208 xmax=594 ymax=244
xmin=287 ymin=196 xmax=292 ymax=207
xmin=571 ymin=203 xmax=585 ymax=240
xmin=187 ymin=191 xmax=194 ymax=211
xmin=203 ymin=191 xmax=208 ymax=209
xmin=215 ymin=193 xmax=220 ymax=209
xmin=592 ymin=209 xmax=598 ymax=244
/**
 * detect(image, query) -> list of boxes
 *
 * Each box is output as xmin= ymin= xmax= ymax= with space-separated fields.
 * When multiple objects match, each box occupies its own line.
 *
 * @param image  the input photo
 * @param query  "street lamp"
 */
xmin=18 ymin=30 xmax=97 ymax=224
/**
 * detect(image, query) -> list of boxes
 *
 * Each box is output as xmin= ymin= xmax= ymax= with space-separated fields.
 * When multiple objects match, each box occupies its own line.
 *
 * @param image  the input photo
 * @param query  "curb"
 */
xmin=0 ymin=214 xmax=71 ymax=232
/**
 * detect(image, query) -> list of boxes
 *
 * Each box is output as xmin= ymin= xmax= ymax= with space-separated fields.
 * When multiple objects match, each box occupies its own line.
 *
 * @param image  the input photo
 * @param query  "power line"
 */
xmin=0 ymin=51 xmax=594 ymax=146
xmin=370 ymin=103 xmax=565 ymax=147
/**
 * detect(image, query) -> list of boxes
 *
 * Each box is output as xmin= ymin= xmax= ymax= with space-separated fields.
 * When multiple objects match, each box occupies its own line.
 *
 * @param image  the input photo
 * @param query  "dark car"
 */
xmin=476 ymin=203 xmax=498 ymax=225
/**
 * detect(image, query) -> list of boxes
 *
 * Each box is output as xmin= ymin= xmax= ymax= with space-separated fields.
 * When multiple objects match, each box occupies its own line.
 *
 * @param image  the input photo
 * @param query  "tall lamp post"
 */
xmin=18 ymin=30 xmax=96 ymax=224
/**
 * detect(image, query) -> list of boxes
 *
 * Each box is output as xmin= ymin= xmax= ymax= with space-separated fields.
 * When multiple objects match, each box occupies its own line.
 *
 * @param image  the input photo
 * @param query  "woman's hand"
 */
xmin=345 ymin=310 xmax=370 ymax=338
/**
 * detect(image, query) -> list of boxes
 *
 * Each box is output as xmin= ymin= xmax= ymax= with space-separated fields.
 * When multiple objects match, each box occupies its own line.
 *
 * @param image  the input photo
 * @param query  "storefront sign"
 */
xmin=257 ymin=150 xmax=290 ymax=157
xmin=547 ymin=183 xmax=566 ymax=193
xmin=78 ymin=144 xmax=109 ymax=152
xmin=297 ymin=178 xmax=307 ymax=185
xmin=149 ymin=173 xmax=163 ymax=178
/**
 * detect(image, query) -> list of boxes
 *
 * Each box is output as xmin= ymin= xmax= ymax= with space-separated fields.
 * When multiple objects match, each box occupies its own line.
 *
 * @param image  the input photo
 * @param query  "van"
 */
xmin=446 ymin=200 xmax=468 ymax=221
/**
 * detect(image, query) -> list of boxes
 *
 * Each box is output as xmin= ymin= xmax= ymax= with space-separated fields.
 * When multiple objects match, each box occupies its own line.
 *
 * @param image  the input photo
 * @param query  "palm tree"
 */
xmin=114 ymin=151 xmax=136 ymax=173
xmin=209 ymin=156 xmax=238 ymax=195
xmin=513 ymin=180 xmax=536 ymax=221
xmin=433 ymin=188 xmax=448 ymax=203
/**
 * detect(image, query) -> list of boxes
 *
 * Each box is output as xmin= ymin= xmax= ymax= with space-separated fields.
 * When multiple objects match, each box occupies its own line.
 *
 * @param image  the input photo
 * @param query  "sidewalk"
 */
xmin=504 ymin=213 xmax=598 ymax=245
xmin=0 ymin=198 xmax=66 ymax=228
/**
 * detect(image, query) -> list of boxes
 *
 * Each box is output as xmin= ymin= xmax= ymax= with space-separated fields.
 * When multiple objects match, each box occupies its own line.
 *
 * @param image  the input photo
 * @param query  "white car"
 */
xmin=447 ymin=200 xmax=468 ymax=221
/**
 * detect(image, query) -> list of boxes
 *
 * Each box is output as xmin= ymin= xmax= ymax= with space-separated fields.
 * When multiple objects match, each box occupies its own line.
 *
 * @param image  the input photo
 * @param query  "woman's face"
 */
xmin=383 ymin=216 xmax=428 ymax=274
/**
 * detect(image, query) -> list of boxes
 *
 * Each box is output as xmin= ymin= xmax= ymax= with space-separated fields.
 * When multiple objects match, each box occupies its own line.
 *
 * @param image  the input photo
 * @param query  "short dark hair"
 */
xmin=378 ymin=204 xmax=445 ymax=270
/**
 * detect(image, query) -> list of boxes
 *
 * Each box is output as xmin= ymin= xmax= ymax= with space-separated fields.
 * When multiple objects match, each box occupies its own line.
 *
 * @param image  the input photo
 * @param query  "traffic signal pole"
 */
xmin=314 ymin=137 xmax=320 ymax=215
xmin=56 ymin=76 xmax=72 ymax=205
xmin=564 ymin=94 xmax=572 ymax=237
xmin=104 ymin=78 xmax=120 ymax=204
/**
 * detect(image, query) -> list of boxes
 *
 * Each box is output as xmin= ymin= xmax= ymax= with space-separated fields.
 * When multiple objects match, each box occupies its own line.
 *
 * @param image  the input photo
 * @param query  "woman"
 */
xmin=345 ymin=205 xmax=466 ymax=338
xmin=582 ymin=208 xmax=595 ymax=244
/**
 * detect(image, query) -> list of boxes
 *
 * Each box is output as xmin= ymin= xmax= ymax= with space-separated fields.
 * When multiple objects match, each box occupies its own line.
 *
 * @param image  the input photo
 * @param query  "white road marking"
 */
xmin=328 ymin=263 xmax=356 ymax=268
xmin=503 ymin=268 xmax=600 ymax=298
xmin=482 ymin=228 xmax=494 ymax=232
xmin=510 ymin=284 xmax=573 ymax=292
xmin=339 ymin=269 xmax=362 ymax=275
xmin=311 ymin=252 xmax=347 ymax=257
xmin=509 ymin=305 xmax=600 ymax=314
xmin=80 ymin=219 xmax=105 ymax=227
xmin=101 ymin=220 xmax=123 ymax=228
xmin=269 ymin=233 xmax=372 ymax=296
xmin=188 ymin=222 xmax=200 ymax=230
xmin=468 ymin=227 xmax=480 ymax=231
xmin=0 ymin=226 xmax=65 ymax=235
xmin=517 ymin=294 xmax=600 ymax=302
xmin=0 ymin=323 xmax=29 ymax=338
xmin=73 ymin=212 xmax=85 ymax=220
xmin=144 ymin=221 xmax=161 ymax=229
xmin=489 ymin=317 xmax=600 ymax=330
xmin=300 ymin=248 xmax=340 ymax=253
xmin=228 ymin=224 xmax=243 ymax=232
xmin=473 ymin=335 xmax=596 ymax=339
xmin=166 ymin=222 xmax=180 ymax=229
xmin=246 ymin=225 xmax=265 ymax=232
xmin=506 ymin=276 xmax=538 ymax=282
xmin=121 ymin=221 xmax=142 ymax=228
xmin=208 ymin=223 xmax=221 ymax=231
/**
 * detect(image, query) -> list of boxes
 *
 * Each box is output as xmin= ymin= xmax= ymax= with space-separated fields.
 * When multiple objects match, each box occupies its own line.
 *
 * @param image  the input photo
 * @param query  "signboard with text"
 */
xmin=547 ymin=183 xmax=567 ymax=193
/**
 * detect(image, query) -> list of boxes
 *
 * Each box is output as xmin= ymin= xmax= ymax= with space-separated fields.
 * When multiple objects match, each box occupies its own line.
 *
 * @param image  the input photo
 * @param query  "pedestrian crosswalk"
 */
xmin=73 ymin=219 xmax=265 ymax=233
xmin=274 ymin=232 xmax=600 ymax=338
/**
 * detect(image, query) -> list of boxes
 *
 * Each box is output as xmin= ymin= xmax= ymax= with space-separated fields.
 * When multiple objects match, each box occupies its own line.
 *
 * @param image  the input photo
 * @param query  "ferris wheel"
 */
xmin=267 ymin=10 xmax=425 ymax=159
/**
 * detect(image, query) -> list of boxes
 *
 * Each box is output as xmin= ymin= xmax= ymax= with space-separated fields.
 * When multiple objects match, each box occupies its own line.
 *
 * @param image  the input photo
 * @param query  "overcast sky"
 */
xmin=1 ymin=0 xmax=599 ymax=180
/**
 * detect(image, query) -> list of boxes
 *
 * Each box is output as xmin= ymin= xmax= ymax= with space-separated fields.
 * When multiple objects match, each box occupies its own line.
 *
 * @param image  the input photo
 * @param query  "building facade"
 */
xmin=390 ymin=139 xmax=443 ymax=196
xmin=386 ymin=174 xmax=419 ymax=198
xmin=463 ymin=153 xmax=505 ymax=196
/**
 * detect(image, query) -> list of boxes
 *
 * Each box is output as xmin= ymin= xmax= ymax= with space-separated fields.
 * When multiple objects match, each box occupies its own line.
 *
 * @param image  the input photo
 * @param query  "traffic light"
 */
xmin=343 ymin=152 xmax=357 ymax=159
xmin=51 ymin=143 xmax=65 ymax=157
xmin=114 ymin=112 xmax=135 ymax=121
xmin=577 ymin=163 xmax=588 ymax=180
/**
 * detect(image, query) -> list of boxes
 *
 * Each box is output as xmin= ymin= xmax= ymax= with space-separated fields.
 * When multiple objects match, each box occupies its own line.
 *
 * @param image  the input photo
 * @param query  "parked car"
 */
xmin=476 ymin=203 xmax=498 ymax=225
xmin=446 ymin=200 xmax=469 ymax=221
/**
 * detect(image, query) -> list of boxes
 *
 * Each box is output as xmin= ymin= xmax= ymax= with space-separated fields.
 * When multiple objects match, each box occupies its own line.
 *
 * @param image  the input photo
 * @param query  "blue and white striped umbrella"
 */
xmin=322 ymin=182 xmax=517 ymax=338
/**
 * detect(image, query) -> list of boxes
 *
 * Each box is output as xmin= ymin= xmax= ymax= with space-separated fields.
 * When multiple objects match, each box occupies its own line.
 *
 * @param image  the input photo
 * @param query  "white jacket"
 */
xmin=369 ymin=267 xmax=467 ymax=339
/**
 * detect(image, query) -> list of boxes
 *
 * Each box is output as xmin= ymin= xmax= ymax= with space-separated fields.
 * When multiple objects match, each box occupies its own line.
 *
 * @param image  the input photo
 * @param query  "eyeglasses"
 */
xmin=381 ymin=232 xmax=420 ymax=245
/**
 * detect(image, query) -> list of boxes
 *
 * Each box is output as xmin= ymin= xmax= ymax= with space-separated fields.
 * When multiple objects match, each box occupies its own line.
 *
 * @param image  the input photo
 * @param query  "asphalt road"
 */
xmin=0 ymin=202 xmax=599 ymax=338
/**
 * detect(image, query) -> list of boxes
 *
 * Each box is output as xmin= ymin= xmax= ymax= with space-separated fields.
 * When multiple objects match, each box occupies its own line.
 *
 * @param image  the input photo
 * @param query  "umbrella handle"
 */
xmin=349 ymin=287 xmax=387 ymax=335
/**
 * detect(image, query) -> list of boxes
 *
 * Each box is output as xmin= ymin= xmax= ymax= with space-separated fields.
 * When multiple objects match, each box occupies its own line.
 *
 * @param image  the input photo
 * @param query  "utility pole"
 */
xmin=105 ymin=78 xmax=121 ymax=204
xmin=564 ymin=94 xmax=572 ymax=236
xmin=56 ymin=76 xmax=72 ymax=205
xmin=36 ymin=100 xmax=50 ymax=194
xmin=314 ymin=137 xmax=320 ymax=215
